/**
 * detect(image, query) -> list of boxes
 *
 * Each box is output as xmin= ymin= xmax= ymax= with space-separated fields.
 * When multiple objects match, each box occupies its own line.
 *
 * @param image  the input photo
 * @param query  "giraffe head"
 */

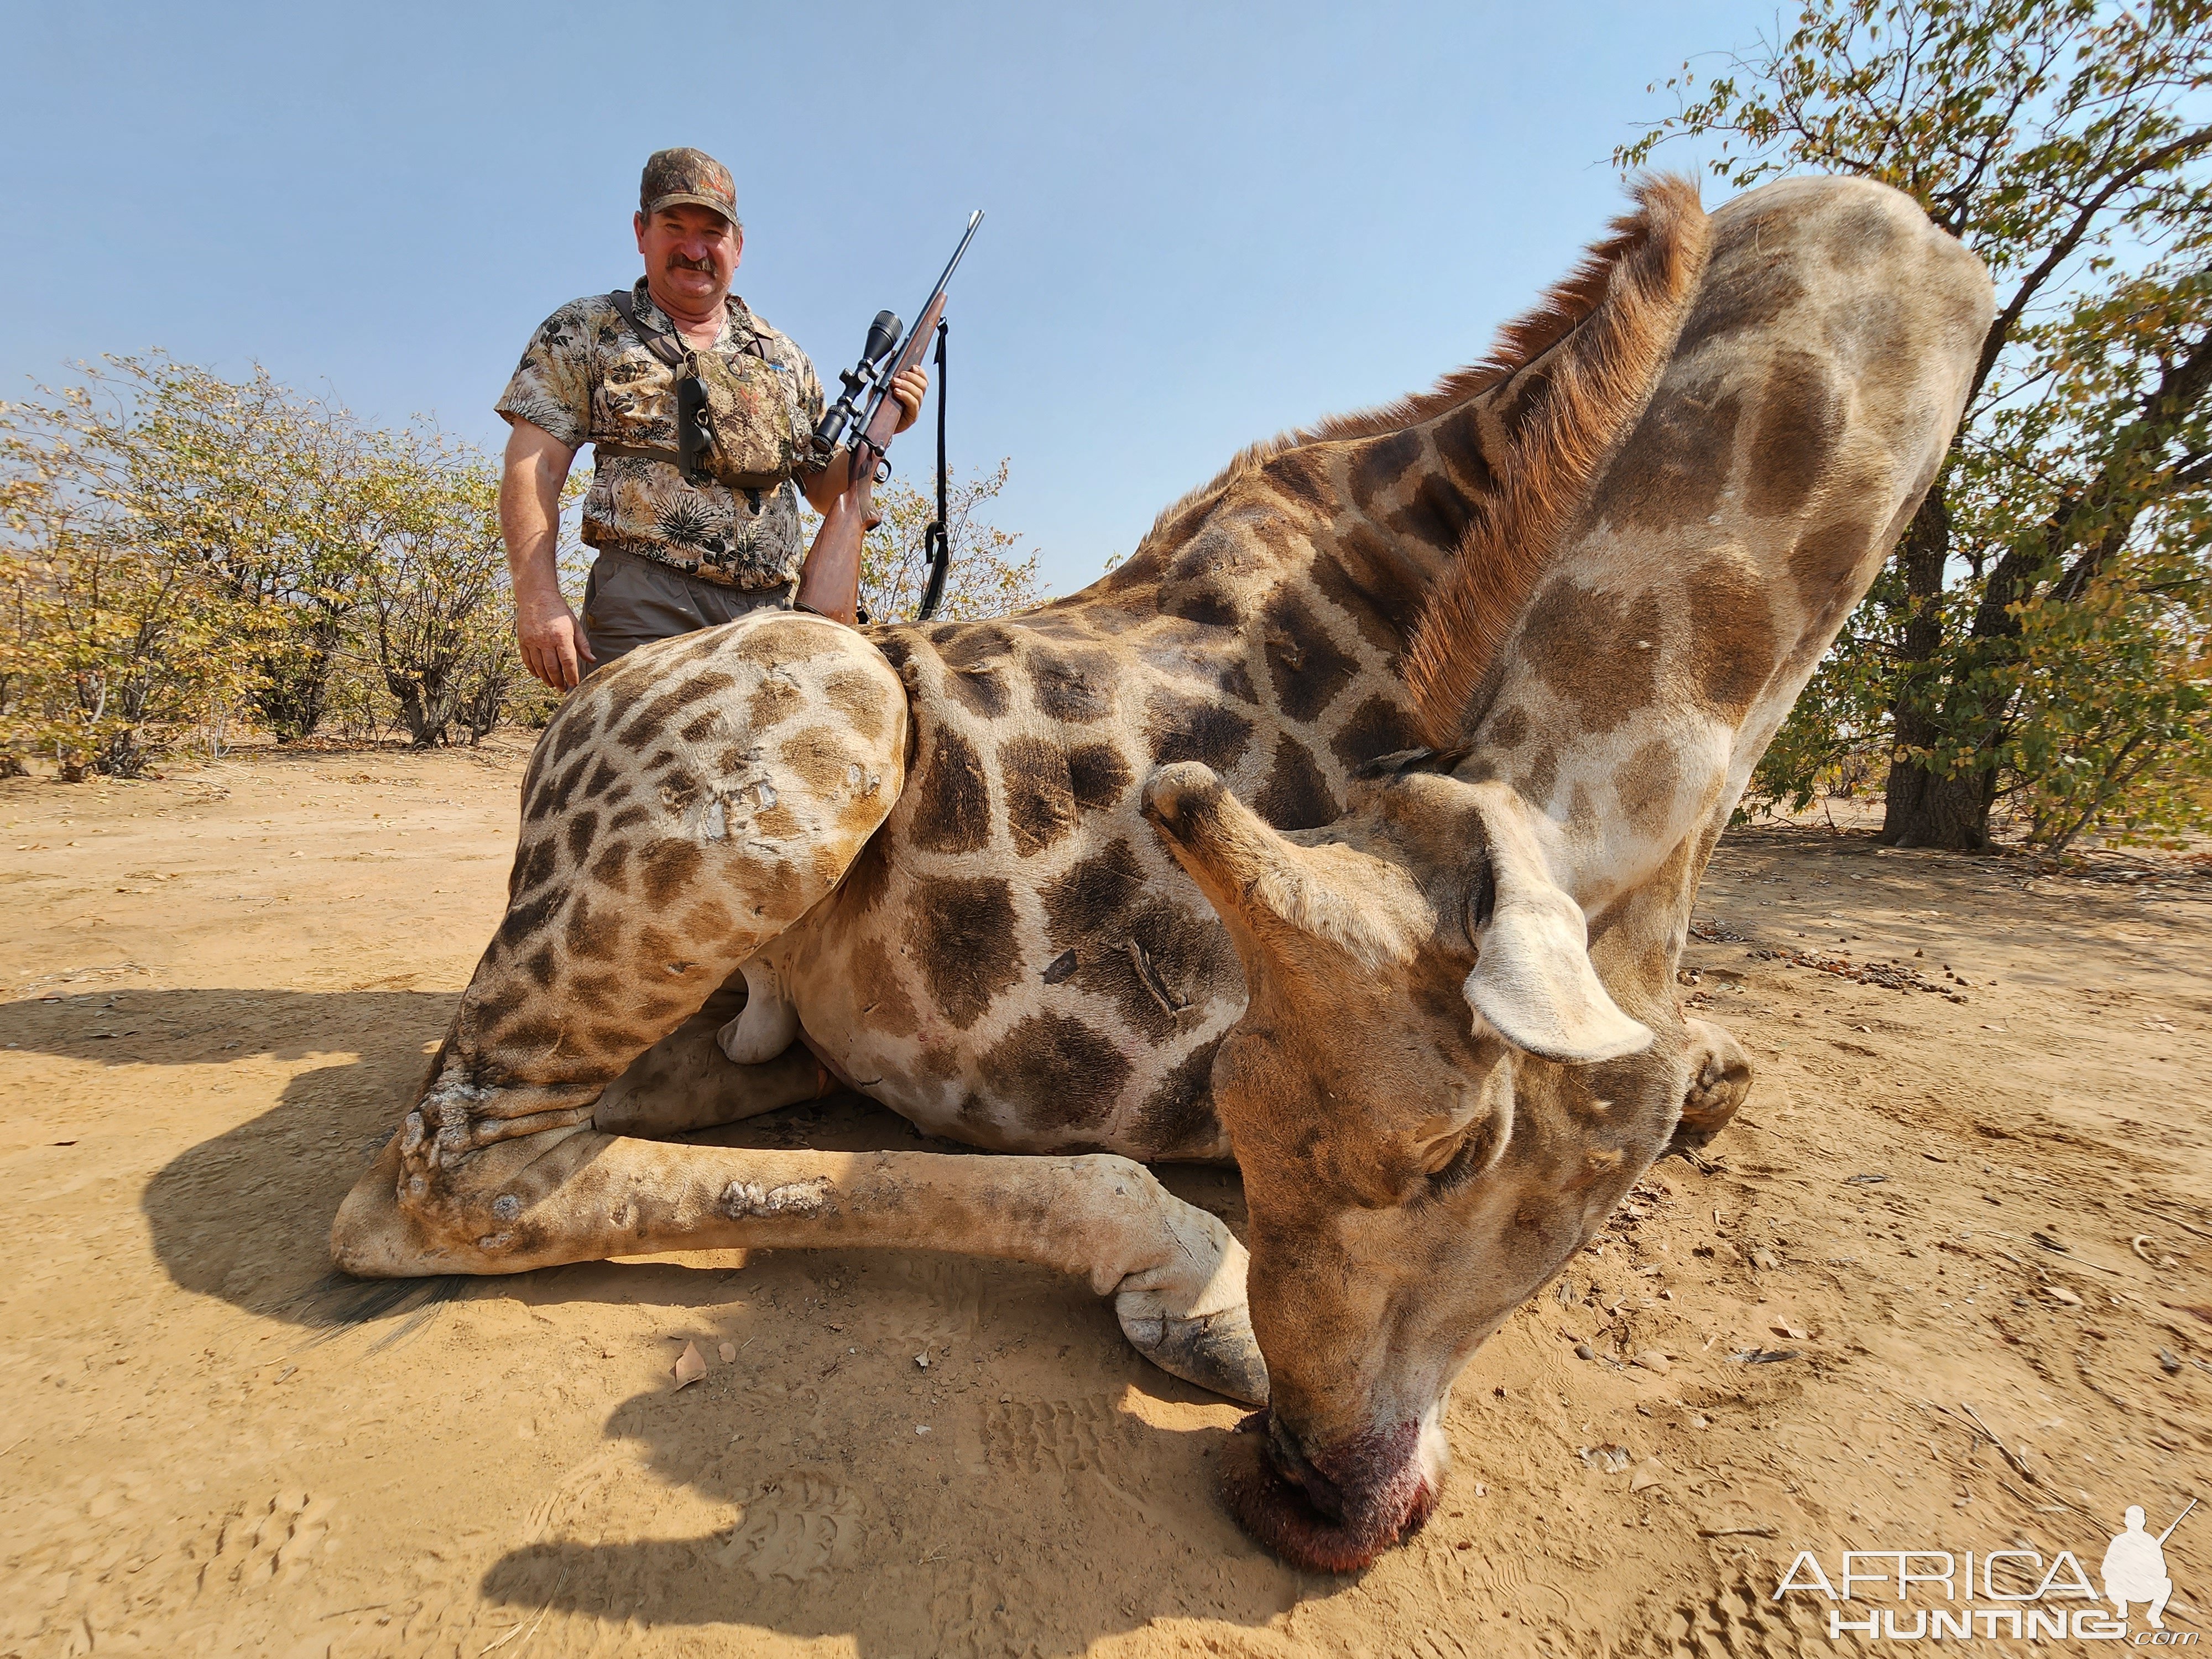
xmin=1142 ymin=758 xmax=1653 ymax=1569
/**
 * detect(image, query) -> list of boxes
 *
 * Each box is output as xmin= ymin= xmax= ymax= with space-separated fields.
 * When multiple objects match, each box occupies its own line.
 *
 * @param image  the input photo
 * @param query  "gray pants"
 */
xmin=580 ymin=548 xmax=795 ymax=664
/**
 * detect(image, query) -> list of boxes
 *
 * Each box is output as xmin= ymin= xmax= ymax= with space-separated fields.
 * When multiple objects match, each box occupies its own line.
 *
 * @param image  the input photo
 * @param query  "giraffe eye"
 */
xmin=1426 ymin=1116 xmax=1503 ymax=1196
xmin=1467 ymin=862 xmax=1498 ymax=937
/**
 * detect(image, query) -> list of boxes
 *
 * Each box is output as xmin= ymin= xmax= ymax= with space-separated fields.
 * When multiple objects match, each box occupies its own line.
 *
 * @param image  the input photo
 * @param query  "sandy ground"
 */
xmin=2 ymin=737 xmax=2209 ymax=1658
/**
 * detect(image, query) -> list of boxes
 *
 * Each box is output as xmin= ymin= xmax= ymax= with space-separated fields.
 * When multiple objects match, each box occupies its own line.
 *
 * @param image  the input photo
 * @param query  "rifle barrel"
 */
xmin=857 ymin=211 xmax=983 ymax=440
xmin=2158 ymin=1496 xmax=2198 ymax=1544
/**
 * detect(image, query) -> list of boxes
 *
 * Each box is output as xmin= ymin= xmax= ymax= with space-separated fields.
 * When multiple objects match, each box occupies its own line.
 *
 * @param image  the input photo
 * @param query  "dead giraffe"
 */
xmin=332 ymin=174 xmax=1991 ymax=1568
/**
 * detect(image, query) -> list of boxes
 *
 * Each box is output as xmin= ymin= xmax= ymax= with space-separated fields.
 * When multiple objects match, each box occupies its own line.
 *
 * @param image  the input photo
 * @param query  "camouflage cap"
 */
xmin=640 ymin=147 xmax=738 ymax=225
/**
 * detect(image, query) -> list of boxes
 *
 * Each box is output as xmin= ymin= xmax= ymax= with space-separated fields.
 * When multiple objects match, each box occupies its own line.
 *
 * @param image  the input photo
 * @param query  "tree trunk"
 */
xmin=1879 ymin=478 xmax=1996 ymax=849
xmin=1881 ymin=760 xmax=1995 ymax=849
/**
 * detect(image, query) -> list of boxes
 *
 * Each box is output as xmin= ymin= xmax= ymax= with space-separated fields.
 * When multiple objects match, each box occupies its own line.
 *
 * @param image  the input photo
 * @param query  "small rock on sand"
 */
xmin=719 ymin=1342 xmax=737 ymax=1364
xmin=672 ymin=1341 xmax=707 ymax=1390
xmin=1630 ymin=1458 xmax=1666 ymax=1492
xmin=1632 ymin=1350 xmax=1671 ymax=1375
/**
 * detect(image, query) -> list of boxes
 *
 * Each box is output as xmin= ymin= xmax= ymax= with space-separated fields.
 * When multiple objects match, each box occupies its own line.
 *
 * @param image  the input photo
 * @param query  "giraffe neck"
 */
xmin=1082 ymin=377 xmax=1519 ymax=667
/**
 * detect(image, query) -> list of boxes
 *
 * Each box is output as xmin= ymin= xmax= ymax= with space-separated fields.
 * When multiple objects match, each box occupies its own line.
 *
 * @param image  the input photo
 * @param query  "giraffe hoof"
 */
xmin=1118 ymin=1298 xmax=1271 ymax=1406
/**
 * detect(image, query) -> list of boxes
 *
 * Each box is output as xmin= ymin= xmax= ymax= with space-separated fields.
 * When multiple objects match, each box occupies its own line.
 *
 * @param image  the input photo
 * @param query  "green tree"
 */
xmin=851 ymin=458 xmax=1045 ymax=624
xmin=351 ymin=430 xmax=535 ymax=749
xmin=2 ymin=356 xmax=560 ymax=771
xmin=0 ymin=367 xmax=272 ymax=776
xmin=109 ymin=358 xmax=375 ymax=739
xmin=1621 ymin=0 xmax=2212 ymax=850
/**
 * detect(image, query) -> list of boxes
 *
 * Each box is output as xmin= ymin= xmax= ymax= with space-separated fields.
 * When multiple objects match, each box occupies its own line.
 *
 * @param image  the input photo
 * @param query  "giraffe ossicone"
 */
xmin=332 ymin=171 xmax=1992 ymax=1572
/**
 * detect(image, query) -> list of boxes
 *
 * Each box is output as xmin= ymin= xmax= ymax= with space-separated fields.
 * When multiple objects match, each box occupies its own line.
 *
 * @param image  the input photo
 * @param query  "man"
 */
xmin=497 ymin=147 xmax=926 ymax=688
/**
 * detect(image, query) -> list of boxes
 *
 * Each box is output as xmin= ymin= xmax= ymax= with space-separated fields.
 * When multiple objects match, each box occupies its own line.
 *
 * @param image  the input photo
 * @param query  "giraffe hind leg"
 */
xmin=331 ymin=612 xmax=907 ymax=1272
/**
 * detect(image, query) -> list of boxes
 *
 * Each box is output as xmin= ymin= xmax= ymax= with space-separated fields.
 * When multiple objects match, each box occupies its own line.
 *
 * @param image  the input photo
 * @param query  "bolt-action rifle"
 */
xmin=794 ymin=210 xmax=984 ymax=625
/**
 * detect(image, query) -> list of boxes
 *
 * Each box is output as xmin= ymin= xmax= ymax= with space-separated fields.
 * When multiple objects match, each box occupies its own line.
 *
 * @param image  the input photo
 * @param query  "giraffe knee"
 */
xmin=719 ymin=958 xmax=799 ymax=1063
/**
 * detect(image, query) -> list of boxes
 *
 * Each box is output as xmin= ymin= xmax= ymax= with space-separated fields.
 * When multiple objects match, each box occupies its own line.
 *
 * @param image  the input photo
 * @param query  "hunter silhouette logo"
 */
xmin=1774 ymin=1496 xmax=2199 ymax=1642
xmin=2105 ymin=1500 xmax=2194 ymax=1631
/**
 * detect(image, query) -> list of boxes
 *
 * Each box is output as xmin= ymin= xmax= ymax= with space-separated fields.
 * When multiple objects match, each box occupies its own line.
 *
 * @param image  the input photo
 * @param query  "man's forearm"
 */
xmin=501 ymin=420 xmax=592 ymax=688
xmin=501 ymin=446 xmax=571 ymax=601
xmin=800 ymin=448 xmax=852 ymax=515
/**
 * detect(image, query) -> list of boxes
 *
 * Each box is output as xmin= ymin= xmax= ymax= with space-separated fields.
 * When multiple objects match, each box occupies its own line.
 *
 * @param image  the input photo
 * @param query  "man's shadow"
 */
xmin=4 ymin=986 xmax=1300 ymax=1648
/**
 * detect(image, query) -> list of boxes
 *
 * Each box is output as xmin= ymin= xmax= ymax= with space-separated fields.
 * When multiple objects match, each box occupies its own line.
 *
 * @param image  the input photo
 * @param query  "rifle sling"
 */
xmin=608 ymin=289 xmax=771 ymax=366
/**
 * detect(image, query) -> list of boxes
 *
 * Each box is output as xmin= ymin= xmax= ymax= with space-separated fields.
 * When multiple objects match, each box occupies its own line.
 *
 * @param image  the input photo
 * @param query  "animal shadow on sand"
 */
xmin=5 ymin=986 xmax=1307 ymax=1650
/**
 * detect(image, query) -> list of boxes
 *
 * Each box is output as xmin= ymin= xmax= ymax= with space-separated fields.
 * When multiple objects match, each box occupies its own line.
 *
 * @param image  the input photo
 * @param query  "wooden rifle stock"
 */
xmin=794 ymin=288 xmax=952 ymax=625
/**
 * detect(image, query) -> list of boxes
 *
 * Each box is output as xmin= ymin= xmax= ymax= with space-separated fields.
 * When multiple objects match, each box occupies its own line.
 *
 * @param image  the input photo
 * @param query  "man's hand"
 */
xmin=499 ymin=419 xmax=594 ymax=690
xmin=888 ymin=364 xmax=928 ymax=434
xmin=800 ymin=366 xmax=933 ymax=514
xmin=517 ymin=588 xmax=597 ymax=691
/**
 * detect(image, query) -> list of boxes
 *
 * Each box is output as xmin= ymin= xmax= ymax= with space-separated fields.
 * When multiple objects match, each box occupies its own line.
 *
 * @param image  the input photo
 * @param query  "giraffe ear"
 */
xmin=1459 ymin=782 xmax=1652 ymax=1065
xmin=1140 ymin=761 xmax=1423 ymax=972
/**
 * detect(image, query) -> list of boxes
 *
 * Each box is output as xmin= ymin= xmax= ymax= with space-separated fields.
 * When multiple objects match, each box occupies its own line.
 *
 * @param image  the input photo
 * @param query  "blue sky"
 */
xmin=0 ymin=1 xmax=1772 ymax=594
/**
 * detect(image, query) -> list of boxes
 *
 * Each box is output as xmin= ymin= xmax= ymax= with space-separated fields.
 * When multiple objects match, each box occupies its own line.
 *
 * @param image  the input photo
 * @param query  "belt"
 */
xmin=593 ymin=441 xmax=686 ymax=467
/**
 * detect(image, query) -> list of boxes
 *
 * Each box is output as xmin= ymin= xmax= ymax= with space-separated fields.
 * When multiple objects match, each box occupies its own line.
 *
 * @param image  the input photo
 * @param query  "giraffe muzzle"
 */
xmin=1217 ymin=1407 xmax=1438 ymax=1573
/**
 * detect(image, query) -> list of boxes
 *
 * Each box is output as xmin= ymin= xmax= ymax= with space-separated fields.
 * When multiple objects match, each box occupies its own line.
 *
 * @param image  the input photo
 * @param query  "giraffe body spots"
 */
xmin=1042 ymin=839 xmax=1238 ymax=1044
xmin=1030 ymin=648 xmax=1116 ymax=723
xmin=946 ymin=663 xmax=1011 ymax=717
xmin=909 ymin=727 xmax=992 ymax=854
xmin=1253 ymin=734 xmax=1340 ymax=832
xmin=977 ymin=1014 xmax=1133 ymax=1133
xmin=1788 ymin=520 xmax=1874 ymax=633
xmin=1143 ymin=688 xmax=1252 ymax=773
xmin=748 ymin=670 xmax=804 ymax=729
xmin=1131 ymin=1036 xmax=1227 ymax=1158
xmin=1683 ymin=559 xmax=1779 ymax=716
xmin=1615 ymin=738 xmax=1680 ymax=832
xmin=1747 ymin=350 xmax=1845 ymax=518
xmin=851 ymin=937 xmax=920 ymax=1038
xmin=822 ymin=666 xmax=890 ymax=743
xmin=1329 ymin=694 xmax=1421 ymax=774
xmin=1594 ymin=383 xmax=1744 ymax=532
xmin=1517 ymin=578 xmax=1662 ymax=733
xmin=1261 ymin=591 xmax=1358 ymax=724
xmin=1000 ymin=735 xmax=1078 ymax=858
xmin=1484 ymin=705 xmax=1531 ymax=749
xmin=1066 ymin=743 xmax=1134 ymax=813
xmin=909 ymin=877 xmax=1021 ymax=1030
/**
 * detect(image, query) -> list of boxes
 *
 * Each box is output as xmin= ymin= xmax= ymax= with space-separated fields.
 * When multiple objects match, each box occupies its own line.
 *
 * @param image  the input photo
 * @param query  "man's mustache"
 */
xmin=665 ymin=253 xmax=718 ymax=275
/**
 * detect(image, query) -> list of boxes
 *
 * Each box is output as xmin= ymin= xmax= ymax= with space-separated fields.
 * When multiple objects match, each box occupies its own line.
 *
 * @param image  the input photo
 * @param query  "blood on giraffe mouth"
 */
xmin=1215 ymin=1408 xmax=1437 ymax=1573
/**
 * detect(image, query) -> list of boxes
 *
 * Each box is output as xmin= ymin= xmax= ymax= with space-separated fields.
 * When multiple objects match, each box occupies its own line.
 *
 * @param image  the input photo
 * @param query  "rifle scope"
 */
xmin=806 ymin=212 xmax=984 ymax=466
xmin=811 ymin=310 xmax=905 ymax=460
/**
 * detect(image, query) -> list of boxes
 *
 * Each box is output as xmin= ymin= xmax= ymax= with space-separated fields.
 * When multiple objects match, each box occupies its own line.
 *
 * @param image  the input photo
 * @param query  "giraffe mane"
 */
xmin=1129 ymin=177 xmax=1709 ymax=644
xmin=1402 ymin=174 xmax=1710 ymax=747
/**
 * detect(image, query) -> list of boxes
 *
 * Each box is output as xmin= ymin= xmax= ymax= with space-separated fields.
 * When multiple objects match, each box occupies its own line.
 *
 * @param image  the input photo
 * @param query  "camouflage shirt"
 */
xmin=496 ymin=281 xmax=827 ymax=589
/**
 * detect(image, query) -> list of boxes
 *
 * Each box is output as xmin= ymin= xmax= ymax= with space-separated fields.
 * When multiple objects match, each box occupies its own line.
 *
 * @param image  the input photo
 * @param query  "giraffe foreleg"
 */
xmin=331 ymin=1126 xmax=1267 ymax=1404
xmin=591 ymin=986 xmax=832 ymax=1138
